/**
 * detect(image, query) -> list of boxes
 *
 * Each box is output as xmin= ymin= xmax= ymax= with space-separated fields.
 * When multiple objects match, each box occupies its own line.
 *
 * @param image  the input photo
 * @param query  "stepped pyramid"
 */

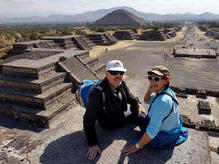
xmin=0 ymin=36 xmax=105 ymax=129
xmin=93 ymin=9 xmax=147 ymax=27
xmin=9 ymin=35 xmax=95 ymax=56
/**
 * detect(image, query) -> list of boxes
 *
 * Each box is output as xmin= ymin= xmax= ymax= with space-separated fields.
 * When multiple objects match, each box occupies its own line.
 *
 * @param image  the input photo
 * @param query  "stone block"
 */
xmin=7 ymin=136 xmax=29 ymax=150
xmin=197 ymin=100 xmax=211 ymax=114
xmin=206 ymin=89 xmax=219 ymax=98
xmin=185 ymin=87 xmax=198 ymax=95
xmin=196 ymin=89 xmax=207 ymax=99
xmin=176 ymin=92 xmax=188 ymax=98
xmin=200 ymin=119 xmax=216 ymax=128
xmin=180 ymin=115 xmax=195 ymax=128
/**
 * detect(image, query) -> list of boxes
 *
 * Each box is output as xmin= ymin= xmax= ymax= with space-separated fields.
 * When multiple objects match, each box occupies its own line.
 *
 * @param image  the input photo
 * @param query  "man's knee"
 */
xmin=137 ymin=116 xmax=150 ymax=134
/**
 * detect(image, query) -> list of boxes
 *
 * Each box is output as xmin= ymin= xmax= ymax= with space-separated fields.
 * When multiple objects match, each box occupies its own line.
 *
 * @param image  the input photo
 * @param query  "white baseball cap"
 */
xmin=105 ymin=60 xmax=127 ymax=72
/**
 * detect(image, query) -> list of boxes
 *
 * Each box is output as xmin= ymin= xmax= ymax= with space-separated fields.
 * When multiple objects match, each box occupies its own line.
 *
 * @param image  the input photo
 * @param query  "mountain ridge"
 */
xmin=1 ymin=6 xmax=219 ymax=24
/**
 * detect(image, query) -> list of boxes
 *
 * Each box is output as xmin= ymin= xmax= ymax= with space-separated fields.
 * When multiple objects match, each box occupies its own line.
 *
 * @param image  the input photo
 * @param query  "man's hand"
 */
xmin=137 ymin=103 xmax=147 ymax=117
xmin=121 ymin=144 xmax=138 ymax=155
xmin=86 ymin=145 xmax=101 ymax=160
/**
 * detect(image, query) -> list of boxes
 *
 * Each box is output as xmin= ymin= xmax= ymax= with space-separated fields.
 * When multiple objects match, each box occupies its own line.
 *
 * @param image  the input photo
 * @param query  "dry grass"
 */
xmin=139 ymin=29 xmax=153 ymax=35
xmin=210 ymin=147 xmax=219 ymax=154
xmin=89 ymin=41 xmax=136 ymax=58
xmin=0 ymin=46 xmax=12 ymax=61
xmin=83 ymin=29 xmax=93 ymax=34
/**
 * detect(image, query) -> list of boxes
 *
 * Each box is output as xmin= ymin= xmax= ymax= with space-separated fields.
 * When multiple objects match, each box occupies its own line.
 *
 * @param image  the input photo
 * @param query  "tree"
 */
xmin=61 ymin=28 xmax=73 ymax=35
xmin=75 ymin=30 xmax=86 ymax=35
xmin=96 ymin=28 xmax=105 ymax=32
xmin=30 ymin=33 xmax=39 ymax=40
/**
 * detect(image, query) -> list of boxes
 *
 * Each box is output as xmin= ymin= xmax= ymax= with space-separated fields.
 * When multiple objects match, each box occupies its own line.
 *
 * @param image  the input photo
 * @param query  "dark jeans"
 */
xmin=98 ymin=104 xmax=139 ymax=130
xmin=135 ymin=115 xmax=187 ymax=149
xmin=137 ymin=115 xmax=150 ymax=135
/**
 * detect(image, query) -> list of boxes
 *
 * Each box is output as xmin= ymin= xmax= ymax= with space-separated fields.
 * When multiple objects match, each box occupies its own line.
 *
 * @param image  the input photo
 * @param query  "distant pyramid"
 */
xmin=92 ymin=9 xmax=147 ymax=26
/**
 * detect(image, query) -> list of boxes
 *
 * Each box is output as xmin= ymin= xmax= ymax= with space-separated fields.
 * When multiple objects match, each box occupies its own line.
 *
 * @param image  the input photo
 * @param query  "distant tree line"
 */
xmin=89 ymin=22 xmax=180 ymax=33
xmin=0 ymin=22 xmax=181 ymax=51
xmin=0 ymin=24 xmax=89 ymax=50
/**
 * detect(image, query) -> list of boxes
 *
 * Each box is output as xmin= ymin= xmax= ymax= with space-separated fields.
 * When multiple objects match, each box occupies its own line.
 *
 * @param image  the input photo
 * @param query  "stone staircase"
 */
xmin=73 ymin=35 xmax=95 ymax=50
xmin=41 ymin=36 xmax=78 ymax=50
xmin=104 ymin=33 xmax=117 ymax=45
xmin=11 ymin=41 xmax=40 ymax=55
xmin=9 ymin=35 xmax=99 ymax=60
xmin=0 ymin=49 xmax=106 ymax=128
xmin=35 ymin=40 xmax=60 ymax=49
xmin=87 ymin=32 xmax=117 ymax=46
xmin=74 ymin=52 xmax=105 ymax=76
xmin=0 ymin=54 xmax=78 ymax=128
xmin=139 ymin=30 xmax=165 ymax=41
xmin=114 ymin=30 xmax=136 ymax=40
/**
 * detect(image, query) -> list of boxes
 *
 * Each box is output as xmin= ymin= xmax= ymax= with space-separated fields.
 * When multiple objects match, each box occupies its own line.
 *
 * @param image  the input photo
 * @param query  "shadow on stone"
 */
xmin=40 ymin=123 xmax=174 ymax=164
xmin=0 ymin=116 xmax=42 ymax=132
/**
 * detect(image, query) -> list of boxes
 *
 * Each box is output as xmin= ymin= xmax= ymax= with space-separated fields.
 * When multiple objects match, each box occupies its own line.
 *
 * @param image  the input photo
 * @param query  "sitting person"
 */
xmin=122 ymin=66 xmax=188 ymax=154
xmin=83 ymin=60 xmax=146 ymax=160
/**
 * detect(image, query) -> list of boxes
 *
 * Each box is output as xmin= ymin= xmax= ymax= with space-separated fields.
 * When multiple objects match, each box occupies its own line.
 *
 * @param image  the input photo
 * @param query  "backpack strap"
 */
xmin=148 ymin=91 xmax=179 ymax=122
xmin=95 ymin=85 xmax=106 ymax=105
xmin=93 ymin=81 xmax=106 ymax=108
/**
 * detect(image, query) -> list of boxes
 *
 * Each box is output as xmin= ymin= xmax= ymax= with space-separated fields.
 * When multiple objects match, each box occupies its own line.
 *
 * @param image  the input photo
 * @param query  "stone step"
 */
xmin=0 ymin=83 xmax=72 ymax=110
xmin=83 ymin=38 xmax=95 ymax=47
xmin=75 ymin=51 xmax=89 ymax=60
xmin=72 ymin=36 xmax=88 ymax=50
xmin=81 ymin=57 xmax=98 ymax=67
xmin=58 ymin=57 xmax=99 ymax=87
xmin=0 ymin=72 xmax=66 ymax=94
xmin=1 ymin=59 xmax=56 ymax=79
xmin=90 ymin=63 xmax=105 ymax=74
xmin=0 ymin=92 xmax=76 ymax=128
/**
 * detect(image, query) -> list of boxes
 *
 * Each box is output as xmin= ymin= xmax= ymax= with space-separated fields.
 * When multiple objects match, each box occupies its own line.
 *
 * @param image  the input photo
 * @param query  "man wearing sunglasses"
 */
xmin=122 ymin=66 xmax=188 ymax=154
xmin=83 ymin=60 xmax=146 ymax=160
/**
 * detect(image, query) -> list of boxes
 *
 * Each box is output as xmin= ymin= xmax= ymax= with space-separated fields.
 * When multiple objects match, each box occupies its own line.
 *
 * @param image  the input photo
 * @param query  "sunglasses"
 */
xmin=148 ymin=75 xmax=163 ymax=81
xmin=108 ymin=71 xmax=125 ymax=75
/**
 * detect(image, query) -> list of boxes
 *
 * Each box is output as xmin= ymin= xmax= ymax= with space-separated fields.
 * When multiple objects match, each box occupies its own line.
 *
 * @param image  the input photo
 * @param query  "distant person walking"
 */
xmin=122 ymin=66 xmax=188 ymax=154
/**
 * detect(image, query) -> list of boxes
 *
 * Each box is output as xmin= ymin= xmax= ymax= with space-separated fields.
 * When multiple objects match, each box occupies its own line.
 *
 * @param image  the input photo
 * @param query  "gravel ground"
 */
xmin=25 ymin=104 xmax=210 ymax=164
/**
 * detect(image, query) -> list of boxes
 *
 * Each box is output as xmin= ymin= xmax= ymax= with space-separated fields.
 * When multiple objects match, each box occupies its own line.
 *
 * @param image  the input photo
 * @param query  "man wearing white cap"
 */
xmin=83 ymin=60 xmax=146 ymax=160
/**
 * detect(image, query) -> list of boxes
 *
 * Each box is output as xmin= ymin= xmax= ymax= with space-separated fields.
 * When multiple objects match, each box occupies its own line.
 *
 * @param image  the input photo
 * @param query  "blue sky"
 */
xmin=0 ymin=0 xmax=219 ymax=16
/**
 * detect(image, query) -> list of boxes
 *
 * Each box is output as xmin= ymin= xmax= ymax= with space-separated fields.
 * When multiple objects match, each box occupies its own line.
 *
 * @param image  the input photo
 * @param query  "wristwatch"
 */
xmin=135 ymin=143 xmax=141 ymax=149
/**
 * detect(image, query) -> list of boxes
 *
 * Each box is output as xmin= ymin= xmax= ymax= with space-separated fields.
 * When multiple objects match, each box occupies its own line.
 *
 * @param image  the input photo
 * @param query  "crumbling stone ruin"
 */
xmin=87 ymin=32 xmax=117 ymax=46
xmin=171 ymin=85 xmax=219 ymax=132
xmin=162 ymin=27 xmax=181 ymax=40
xmin=205 ymin=30 xmax=219 ymax=40
xmin=139 ymin=30 xmax=165 ymax=41
xmin=173 ymin=49 xmax=217 ymax=58
xmin=199 ymin=26 xmax=219 ymax=40
xmin=171 ymin=86 xmax=219 ymax=98
xmin=196 ymin=89 xmax=207 ymax=99
xmin=139 ymin=27 xmax=180 ymax=41
xmin=0 ymin=35 xmax=105 ymax=128
xmin=181 ymin=115 xmax=218 ymax=132
xmin=113 ymin=30 xmax=136 ymax=40
xmin=9 ymin=35 xmax=95 ymax=56
xmin=197 ymin=101 xmax=211 ymax=115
